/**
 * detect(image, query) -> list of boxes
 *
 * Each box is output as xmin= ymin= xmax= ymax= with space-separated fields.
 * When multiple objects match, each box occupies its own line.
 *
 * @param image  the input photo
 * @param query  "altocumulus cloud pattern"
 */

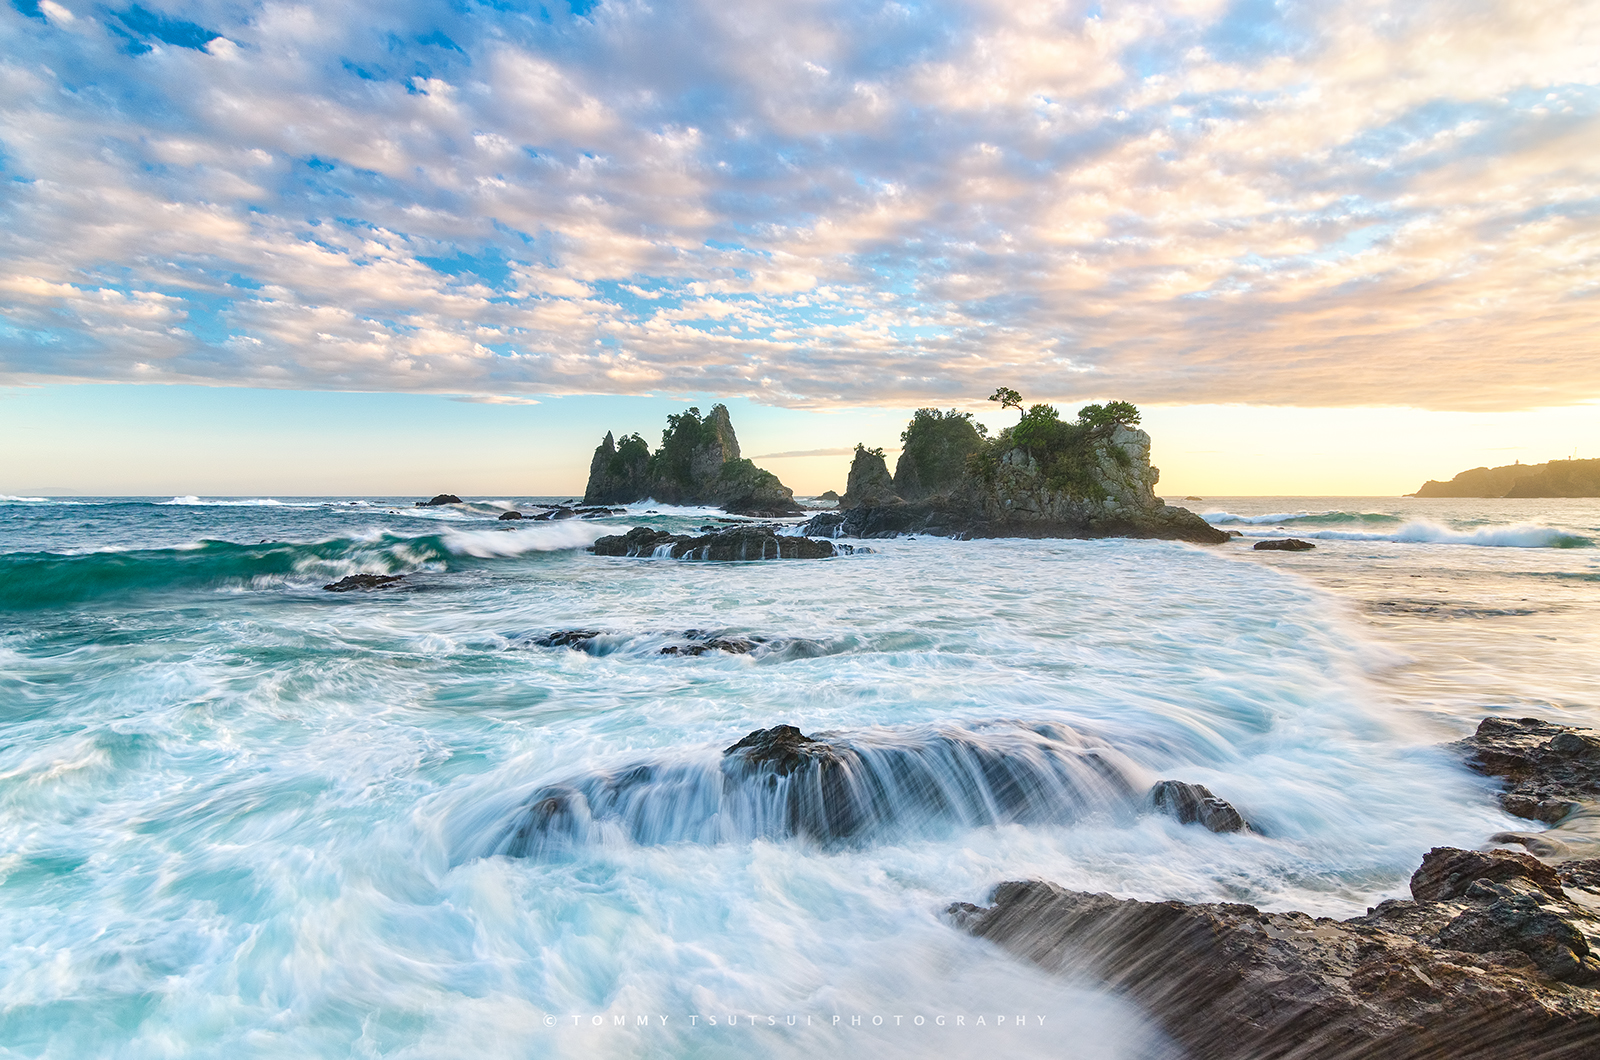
xmin=1 ymin=0 xmax=1597 ymax=409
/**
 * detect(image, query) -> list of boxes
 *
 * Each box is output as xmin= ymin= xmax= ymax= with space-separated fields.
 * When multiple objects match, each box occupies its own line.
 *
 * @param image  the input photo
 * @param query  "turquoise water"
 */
xmin=2 ymin=494 xmax=1597 ymax=1058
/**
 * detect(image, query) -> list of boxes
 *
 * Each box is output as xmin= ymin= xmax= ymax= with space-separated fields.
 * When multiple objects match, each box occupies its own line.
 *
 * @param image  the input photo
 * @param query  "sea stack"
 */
xmin=581 ymin=404 xmax=800 ymax=515
xmin=806 ymin=404 xmax=1226 ymax=544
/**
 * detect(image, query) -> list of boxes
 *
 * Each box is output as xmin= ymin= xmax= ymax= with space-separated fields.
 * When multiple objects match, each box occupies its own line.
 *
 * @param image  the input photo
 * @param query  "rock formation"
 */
xmin=1255 ymin=538 xmax=1316 ymax=551
xmin=841 ymin=445 xmax=897 ymax=507
xmin=949 ymin=851 xmax=1600 ymax=1060
xmin=323 ymin=574 xmax=404 ymax=592
xmin=1412 ymin=458 xmax=1600 ymax=498
xmin=416 ymin=494 xmax=461 ymax=507
xmin=1148 ymin=780 xmax=1249 ymax=833
xmin=804 ymin=406 xmax=1225 ymax=544
xmin=581 ymin=405 xmax=800 ymax=514
xmin=589 ymin=525 xmax=852 ymax=560
xmin=1454 ymin=716 xmax=1600 ymax=825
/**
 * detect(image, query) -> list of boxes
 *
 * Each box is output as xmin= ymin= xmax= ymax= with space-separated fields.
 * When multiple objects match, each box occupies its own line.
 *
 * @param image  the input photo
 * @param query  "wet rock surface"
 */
xmin=497 ymin=511 xmax=523 ymax=520
xmin=1454 ymin=716 xmax=1600 ymax=824
xmin=322 ymin=574 xmax=405 ymax=592
xmin=802 ymin=496 xmax=1226 ymax=544
xmin=590 ymin=525 xmax=852 ymax=560
xmin=1147 ymin=780 xmax=1249 ymax=833
xmin=1253 ymin=537 xmax=1316 ymax=551
xmin=949 ymin=855 xmax=1600 ymax=1060
xmin=416 ymin=494 xmax=461 ymax=506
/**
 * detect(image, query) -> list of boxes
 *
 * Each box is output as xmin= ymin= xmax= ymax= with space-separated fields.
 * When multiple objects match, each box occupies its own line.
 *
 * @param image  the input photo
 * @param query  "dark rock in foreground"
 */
xmin=1254 ymin=538 xmax=1316 ymax=551
xmin=803 ymin=497 xmax=1226 ymax=545
xmin=417 ymin=494 xmax=462 ymax=507
xmin=323 ymin=574 xmax=404 ymax=592
xmin=949 ymin=850 xmax=1600 ymax=1060
xmin=498 ymin=511 xmax=523 ymax=520
xmin=1148 ymin=780 xmax=1249 ymax=833
xmin=1454 ymin=716 xmax=1600 ymax=824
xmin=590 ymin=525 xmax=853 ymax=560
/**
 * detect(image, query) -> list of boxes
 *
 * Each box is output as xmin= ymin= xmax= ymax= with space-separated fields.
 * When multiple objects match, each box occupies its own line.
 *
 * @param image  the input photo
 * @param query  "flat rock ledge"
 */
xmin=948 ymin=847 xmax=1600 ymax=1060
xmin=590 ymin=525 xmax=855 ymax=560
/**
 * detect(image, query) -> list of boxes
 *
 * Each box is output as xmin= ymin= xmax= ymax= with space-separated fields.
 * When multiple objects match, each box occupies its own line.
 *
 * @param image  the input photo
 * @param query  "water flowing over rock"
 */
xmin=590 ymin=525 xmax=851 ymax=560
xmin=581 ymin=405 xmax=800 ymax=514
xmin=1148 ymin=780 xmax=1249 ymax=833
xmin=948 ymin=860 xmax=1600 ymax=1060
xmin=480 ymin=721 xmax=1143 ymax=859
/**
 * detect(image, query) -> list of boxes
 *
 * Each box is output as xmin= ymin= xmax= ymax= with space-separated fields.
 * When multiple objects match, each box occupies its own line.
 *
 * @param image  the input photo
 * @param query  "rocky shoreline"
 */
xmin=590 ymin=524 xmax=856 ymax=560
xmin=946 ymin=716 xmax=1600 ymax=1057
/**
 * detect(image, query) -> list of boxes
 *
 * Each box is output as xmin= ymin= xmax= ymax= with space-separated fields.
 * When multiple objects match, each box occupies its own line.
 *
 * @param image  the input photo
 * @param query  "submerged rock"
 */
xmin=417 ymin=494 xmax=462 ymax=507
xmin=1148 ymin=780 xmax=1249 ymax=833
xmin=590 ymin=525 xmax=851 ymax=560
xmin=498 ymin=511 xmax=523 ymax=520
xmin=1254 ymin=538 xmax=1316 ymax=551
xmin=949 ymin=854 xmax=1600 ymax=1060
xmin=1454 ymin=716 xmax=1600 ymax=824
xmin=322 ymin=574 xmax=405 ymax=592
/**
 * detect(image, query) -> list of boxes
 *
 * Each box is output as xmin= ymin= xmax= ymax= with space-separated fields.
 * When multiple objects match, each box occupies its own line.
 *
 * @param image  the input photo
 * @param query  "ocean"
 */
xmin=1 ymin=494 xmax=1597 ymax=1058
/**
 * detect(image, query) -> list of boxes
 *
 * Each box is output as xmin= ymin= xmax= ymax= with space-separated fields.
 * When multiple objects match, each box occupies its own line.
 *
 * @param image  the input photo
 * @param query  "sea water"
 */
xmin=1 ymin=494 xmax=1596 ymax=1058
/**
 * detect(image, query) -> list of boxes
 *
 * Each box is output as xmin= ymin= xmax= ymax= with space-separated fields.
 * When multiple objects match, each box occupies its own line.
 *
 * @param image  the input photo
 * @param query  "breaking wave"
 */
xmin=0 ymin=523 xmax=609 ymax=609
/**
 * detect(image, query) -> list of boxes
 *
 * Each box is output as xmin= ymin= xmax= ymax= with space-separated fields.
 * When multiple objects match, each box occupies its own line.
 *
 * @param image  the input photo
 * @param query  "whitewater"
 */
xmin=1 ymin=495 xmax=1597 ymax=1058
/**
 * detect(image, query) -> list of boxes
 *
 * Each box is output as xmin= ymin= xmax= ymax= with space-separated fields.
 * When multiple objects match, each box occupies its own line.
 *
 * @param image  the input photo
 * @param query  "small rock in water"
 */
xmin=417 ymin=494 xmax=462 ymax=507
xmin=1148 ymin=780 xmax=1249 ymax=833
xmin=532 ymin=630 xmax=604 ymax=649
xmin=323 ymin=574 xmax=405 ymax=592
xmin=590 ymin=525 xmax=848 ymax=560
xmin=498 ymin=511 xmax=523 ymax=520
xmin=1253 ymin=538 xmax=1315 ymax=551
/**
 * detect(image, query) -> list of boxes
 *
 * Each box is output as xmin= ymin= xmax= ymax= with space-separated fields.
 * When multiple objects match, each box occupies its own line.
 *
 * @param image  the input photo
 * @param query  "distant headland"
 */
xmin=1411 ymin=459 xmax=1600 ymax=498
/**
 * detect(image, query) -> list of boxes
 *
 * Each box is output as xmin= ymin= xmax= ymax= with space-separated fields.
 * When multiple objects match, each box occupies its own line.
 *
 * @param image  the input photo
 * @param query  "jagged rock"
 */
xmin=661 ymin=637 xmax=759 ymax=656
xmin=417 ymin=494 xmax=461 ymax=506
xmin=893 ymin=409 xmax=985 ymax=501
xmin=1453 ymin=717 xmax=1600 ymax=823
xmin=841 ymin=446 xmax=898 ymax=507
xmin=1438 ymin=889 xmax=1600 ymax=983
xmin=724 ymin=724 xmax=844 ymax=777
xmin=531 ymin=506 xmax=578 ymax=521
xmin=1254 ymin=538 xmax=1316 ymax=551
xmin=949 ymin=869 xmax=1600 ymax=1060
xmin=1410 ymin=846 xmax=1566 ymax=901
xmin=323 ymin=574 xmax=404 ymax=592
xmin=1148 ymin=780 xmax=1248 ymax=833
xmin=580 ymin=405 xmax=800 ymax=513
xmin=498 ymin=511 xmax=523 ymax=520
xmin=589 ymin=525 xmax=850 ymax=560
xmin=584 ymin=431 xmax=652 ymax=505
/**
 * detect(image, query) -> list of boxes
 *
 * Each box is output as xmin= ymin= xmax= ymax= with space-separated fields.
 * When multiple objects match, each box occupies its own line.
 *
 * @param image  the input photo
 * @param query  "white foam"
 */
xmin=1246 ymin=519 xmax=1589 ymax=548
xmin=441 ymin=521 xmax=611 ymax=557
xmin=159 ymin=496 xmax=312 ymax=507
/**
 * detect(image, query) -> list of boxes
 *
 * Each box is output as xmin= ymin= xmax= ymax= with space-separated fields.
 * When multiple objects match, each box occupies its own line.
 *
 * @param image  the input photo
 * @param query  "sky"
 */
xmin=1 ymin=0 xmax=1597 ymax=496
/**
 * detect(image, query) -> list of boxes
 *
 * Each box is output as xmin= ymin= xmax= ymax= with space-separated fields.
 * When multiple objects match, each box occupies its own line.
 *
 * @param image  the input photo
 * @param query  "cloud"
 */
xmin=751 ymin=447 xmax=857 ymax=459
xmin=0 ymin=0 xmax=1597 ymax=410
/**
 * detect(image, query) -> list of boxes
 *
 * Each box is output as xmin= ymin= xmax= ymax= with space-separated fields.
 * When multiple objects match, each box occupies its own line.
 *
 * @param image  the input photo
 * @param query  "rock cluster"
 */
xmin=950 ymin=847 xmax=1600 ymax=1059
xmin=810 ymin=421 xmax=1224 ymax=544
xmin=589 ymin=525 xmax=853 ymax=560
